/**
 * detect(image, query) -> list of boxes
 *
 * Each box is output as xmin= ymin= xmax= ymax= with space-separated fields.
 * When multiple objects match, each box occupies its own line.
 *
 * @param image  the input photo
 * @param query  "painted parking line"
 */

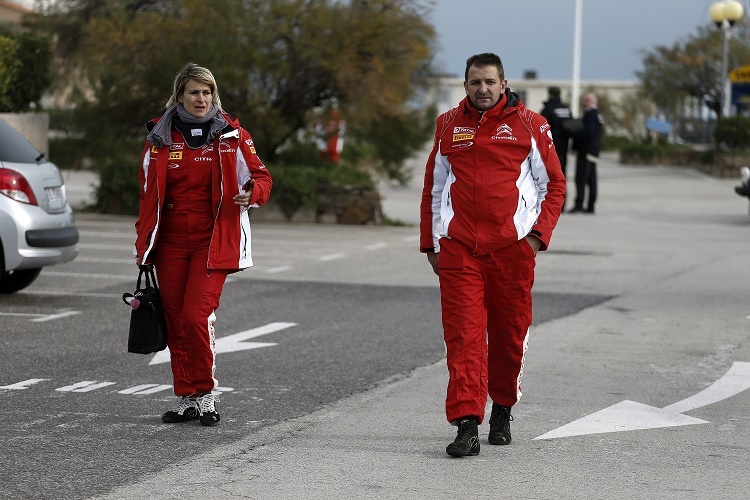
xmin=0 ymin=379 xmax=49 ymax=390
xmin=319 ymin=253 xmax=345 ymax=261
xmin=118 ymin=384 xmax=173 ymax=395
xmin=265 ymin=265 xmax=293 ymax=274
xmin=365 ymin=242 xmax=388 ymax=251
xmin=19 ymin=290 xmax=122 ymax=298
xmin=32 ymin=311 xmax=80 ymax=322
xmin=0 ymin=311 xmax=81 ymax=322
xmin=43 ymin=271 xmax=133 ymax=280
xmin=0 ymin=377 xmax=236 ymax=396
xmin=56 ymin=381 xmax=117 ymax=392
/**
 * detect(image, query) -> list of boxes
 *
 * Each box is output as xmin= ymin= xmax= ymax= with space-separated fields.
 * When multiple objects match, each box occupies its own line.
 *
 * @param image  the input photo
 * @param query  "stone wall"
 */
xmin=249 ymin=184 xmax=383 ymax=225
xmin=315 ymin=184 xmax=382 ymax=224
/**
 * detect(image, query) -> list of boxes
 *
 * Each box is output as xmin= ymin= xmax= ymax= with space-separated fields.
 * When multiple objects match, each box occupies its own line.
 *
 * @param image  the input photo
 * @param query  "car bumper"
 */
xmin=0 ymin=200 xmax=79 ymax=272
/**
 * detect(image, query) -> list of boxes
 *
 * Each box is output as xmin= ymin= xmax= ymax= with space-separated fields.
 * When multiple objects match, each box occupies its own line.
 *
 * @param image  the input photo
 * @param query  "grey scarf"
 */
xmin=147 ymin=103 xmax=227 ymax=148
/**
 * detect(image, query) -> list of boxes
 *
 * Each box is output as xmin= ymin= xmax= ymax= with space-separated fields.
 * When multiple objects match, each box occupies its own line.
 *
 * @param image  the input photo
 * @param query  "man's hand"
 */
xmin=427 ymin=252 xmax=439 ymax=276
xmin=525 ymin=235 xmax=541 ymax=256
xmin=233 ymin=179 xmax=255 ymax=207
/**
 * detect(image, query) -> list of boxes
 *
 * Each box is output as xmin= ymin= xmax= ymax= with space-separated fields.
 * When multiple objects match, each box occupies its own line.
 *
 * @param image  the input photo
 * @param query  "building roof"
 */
xmin=0 ymin=0 xmax=31 ymax=14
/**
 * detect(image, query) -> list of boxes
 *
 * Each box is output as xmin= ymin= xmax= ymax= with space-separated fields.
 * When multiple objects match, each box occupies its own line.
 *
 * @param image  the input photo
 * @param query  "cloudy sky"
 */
xmin=12 ymin=0 xmax=740 ymax=82
xmin=429 ymin=0 xmax=738 ymax=82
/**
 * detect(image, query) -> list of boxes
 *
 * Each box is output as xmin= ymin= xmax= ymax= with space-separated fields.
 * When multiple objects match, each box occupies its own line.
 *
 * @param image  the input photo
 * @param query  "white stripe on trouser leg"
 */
xmin=516 ymin=328 xmax=530 ymax=402
xmin=208 ymin=310 xmax=218 ymax=391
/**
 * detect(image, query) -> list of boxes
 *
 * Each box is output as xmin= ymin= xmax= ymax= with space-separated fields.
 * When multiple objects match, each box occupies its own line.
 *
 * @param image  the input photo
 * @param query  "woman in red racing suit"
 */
xmin=134 ymin=63 xmax=272 ymax=426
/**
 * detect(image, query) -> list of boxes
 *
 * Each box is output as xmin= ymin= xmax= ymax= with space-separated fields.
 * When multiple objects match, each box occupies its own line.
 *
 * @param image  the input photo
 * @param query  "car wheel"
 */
xmin=0 ymin=268 xmax=42 ymax=293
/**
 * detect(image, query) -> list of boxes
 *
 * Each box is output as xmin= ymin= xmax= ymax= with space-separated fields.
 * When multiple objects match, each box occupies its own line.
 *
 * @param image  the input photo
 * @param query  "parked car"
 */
xmin=0 ymin=118 xmax=79 ymax=293
xmin=735 ymin=165 xmax=750 ymax=216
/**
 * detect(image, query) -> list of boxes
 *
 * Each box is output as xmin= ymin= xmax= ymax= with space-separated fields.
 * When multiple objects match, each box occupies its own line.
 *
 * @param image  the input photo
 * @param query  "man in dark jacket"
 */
xmin=540 ymin=87 xmax=573 ymax=178
xmin=570 ymin=92 xmax=604 ymax=214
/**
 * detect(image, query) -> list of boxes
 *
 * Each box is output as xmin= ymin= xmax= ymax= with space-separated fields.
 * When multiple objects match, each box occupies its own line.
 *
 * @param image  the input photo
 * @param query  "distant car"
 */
xmin=0 ymin=118 xmax=79 ymax=293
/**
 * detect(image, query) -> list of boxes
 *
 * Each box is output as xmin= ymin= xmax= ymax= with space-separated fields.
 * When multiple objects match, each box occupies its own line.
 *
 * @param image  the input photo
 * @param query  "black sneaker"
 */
xmin=197 ymin=393 xmax=221 ymax=426
xmin=162 ymin=396 xmax=198 ymax=423
xmin=446 ymin=417 xmax=480 ymax=457
xmin=488 ymin=403 xmax=513 ymax=445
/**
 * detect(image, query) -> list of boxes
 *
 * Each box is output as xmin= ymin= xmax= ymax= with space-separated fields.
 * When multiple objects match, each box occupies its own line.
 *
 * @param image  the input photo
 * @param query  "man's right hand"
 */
xmin=427 ymin=252 xmax=439 ymax=276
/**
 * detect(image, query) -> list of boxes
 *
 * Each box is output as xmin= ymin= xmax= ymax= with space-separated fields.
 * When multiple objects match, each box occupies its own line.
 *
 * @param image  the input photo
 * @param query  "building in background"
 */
xmin=0 ymin=0 xmax=29 ymax=23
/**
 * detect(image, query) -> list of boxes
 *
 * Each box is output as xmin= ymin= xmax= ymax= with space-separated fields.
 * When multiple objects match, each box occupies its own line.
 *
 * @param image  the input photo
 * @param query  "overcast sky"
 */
xmin=13 ymin=0 xmax=741 ymax=83
xmin=429 ymin=0 xmax=740 ymax=82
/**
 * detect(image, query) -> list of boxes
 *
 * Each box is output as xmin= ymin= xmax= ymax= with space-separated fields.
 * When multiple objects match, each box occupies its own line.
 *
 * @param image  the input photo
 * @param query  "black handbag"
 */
xmin=123 ymin=266 xmax=168 ymax=354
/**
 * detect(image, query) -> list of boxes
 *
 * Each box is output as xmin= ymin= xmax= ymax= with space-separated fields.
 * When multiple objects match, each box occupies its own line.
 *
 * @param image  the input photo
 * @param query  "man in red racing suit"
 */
xmin=420 ymin=53 xmax=565 ymax=457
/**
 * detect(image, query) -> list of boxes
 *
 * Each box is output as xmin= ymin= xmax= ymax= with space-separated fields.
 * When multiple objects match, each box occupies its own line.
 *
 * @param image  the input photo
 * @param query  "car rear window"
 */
xmin=0 ymin=119 xmax=43 ymax=163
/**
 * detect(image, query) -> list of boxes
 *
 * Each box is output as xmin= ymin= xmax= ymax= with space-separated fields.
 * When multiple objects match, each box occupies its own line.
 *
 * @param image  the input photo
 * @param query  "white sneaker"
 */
xmin=196 ymin=393 xmax=221 ymax=426
xmin=161 ymin=396 xmax=198 ymax=423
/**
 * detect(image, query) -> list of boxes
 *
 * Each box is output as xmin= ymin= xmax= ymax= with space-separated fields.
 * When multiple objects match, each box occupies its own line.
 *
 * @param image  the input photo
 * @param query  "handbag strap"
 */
xmin=136 ymin=266 xmax=160 ymax=290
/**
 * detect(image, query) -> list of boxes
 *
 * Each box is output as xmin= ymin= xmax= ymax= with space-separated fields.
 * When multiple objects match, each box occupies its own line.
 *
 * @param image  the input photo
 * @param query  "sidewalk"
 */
xmin=89 ymin=153 xmax=750 ymax=499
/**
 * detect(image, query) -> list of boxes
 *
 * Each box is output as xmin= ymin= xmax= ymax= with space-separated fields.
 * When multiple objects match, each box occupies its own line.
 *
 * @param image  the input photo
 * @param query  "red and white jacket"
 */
xmin=420 ymin=91 xmax=565 ymax=255
xmin=135 ymin=112 xmax=272 ymax=270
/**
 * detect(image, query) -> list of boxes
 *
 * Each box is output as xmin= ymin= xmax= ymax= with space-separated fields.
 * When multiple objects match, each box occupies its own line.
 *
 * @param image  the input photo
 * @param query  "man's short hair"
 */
xmin=465 ymin=53 xmax=505 ymax=82
xmin=548 ymin=86 xmax=561 ymax=98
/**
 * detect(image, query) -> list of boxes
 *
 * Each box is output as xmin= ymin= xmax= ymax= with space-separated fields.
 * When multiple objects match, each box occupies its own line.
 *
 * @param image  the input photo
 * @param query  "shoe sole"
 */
xmin=445 ymin=444 xmax=480 ymax=457
xmin=488 ymin=436 xmax=511 ymax=445
xmin=161 ymin=410 xmax=199 ymax=423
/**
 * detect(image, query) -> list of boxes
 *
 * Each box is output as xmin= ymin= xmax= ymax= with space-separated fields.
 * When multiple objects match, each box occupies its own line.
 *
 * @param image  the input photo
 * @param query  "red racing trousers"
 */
xmin=153 ymin=212 xmax=228 ymax=397
xmin=437 ymin=237 xmax=535 ymax=424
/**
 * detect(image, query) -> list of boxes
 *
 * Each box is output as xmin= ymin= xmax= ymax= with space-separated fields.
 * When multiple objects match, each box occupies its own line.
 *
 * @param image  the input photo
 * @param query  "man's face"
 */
xmin=464 ymin=64 xmax=506 ymax=111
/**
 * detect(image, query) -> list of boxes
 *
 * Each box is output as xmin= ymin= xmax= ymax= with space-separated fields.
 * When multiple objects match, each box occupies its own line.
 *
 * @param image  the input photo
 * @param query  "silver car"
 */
xmin=0 ymin=118 xmax=79 ymax=293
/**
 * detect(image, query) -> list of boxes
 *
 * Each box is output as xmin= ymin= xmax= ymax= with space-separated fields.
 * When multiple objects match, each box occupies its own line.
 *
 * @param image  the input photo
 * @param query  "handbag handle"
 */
xmin=136 ymin=266 xmax=160 ymax=291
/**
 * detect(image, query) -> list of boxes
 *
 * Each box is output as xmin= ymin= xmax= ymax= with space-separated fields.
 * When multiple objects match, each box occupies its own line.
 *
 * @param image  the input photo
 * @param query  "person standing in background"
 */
xmin=569 ymin=92 xmax=604 ymax=214
xmin=540 ymin=86 xmax=573 ymax=178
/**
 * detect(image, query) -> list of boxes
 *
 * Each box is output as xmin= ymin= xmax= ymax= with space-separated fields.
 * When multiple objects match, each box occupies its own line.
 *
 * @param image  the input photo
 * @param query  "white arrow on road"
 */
xmin=534 ymin=361 xmax=750 ymax=440
xmin=149 ymin=322 xmax=297 ymax=365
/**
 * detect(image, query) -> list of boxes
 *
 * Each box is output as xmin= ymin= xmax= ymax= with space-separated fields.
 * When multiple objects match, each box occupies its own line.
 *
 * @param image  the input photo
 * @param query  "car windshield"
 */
xmin=0 ymin=119 xmax=43 ymax=163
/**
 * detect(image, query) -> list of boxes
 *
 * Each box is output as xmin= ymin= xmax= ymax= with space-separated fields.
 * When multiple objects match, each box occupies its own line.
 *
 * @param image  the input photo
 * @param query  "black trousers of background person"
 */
xmin=572 ymin=153 xmax=597 ymax=212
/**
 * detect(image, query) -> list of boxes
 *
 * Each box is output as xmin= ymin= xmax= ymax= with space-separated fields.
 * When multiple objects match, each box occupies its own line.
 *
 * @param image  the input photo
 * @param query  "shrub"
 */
xmin=713 ymin=115 xmax=750 ymax=150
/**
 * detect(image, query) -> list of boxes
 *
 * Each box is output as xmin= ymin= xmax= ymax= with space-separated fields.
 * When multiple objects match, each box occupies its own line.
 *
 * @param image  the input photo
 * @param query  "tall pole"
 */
xmin=571 ymin=0 xmax=583 ymax=116
xmin=721 ymin=23 xmax=731 ymax=117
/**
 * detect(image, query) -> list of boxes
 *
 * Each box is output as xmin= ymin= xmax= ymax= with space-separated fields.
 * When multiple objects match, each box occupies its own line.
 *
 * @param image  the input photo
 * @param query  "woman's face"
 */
xmin=178 ymin=79 xmax=213 ymax=118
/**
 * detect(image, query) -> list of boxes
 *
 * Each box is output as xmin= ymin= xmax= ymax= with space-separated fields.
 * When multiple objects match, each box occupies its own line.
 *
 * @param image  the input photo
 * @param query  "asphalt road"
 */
xmin=2 ymin=155 xmax=750 ymax=499
xmin=0 ymin=211 xmax=607 ymax=499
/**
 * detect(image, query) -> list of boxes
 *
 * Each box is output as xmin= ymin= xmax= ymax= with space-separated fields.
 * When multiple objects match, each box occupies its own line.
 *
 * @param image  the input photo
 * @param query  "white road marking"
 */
xmin=265 ymin=265 xmax=292 ymax=274
xmin=149 ymin=322 xmax=298 ymax=365
xmin=0 ymin=311 xmax=81 ymax=322
xmin=319 ymin=253 xmax=345 ymax=261
xmin=43 ymin=271 xmax=133 ymax=280
xmin=56 ymin=381 xmax=117 ymax=392
xmin=365 ymin=243 xmax=388 ymax=251
xmin=118 ymin=384 xmax=173 ymax=395
xmin=75 ymin=257 xmax=136 ymax=264
xmin=0 ymin=379 xmax=48 ymax=390
xmin=19 ymin=291 xmax=122 ymax=298
xmin=535 ymin=361 xmax=750 ymax=440
xmin=32 ymin=311 xmax=81 ymax=322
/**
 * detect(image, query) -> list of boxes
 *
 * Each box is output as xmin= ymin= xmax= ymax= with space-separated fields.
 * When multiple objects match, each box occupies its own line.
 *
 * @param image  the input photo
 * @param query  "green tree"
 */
xmin=30 ymin=0 xmax=436 ymax=168
xmin=638 ymin=21 xmax=750 ymax=120
xmin=0 ymin=27 xmax=51 ymax=112
xmin=0 ymin=35 xmax=20 ymax=106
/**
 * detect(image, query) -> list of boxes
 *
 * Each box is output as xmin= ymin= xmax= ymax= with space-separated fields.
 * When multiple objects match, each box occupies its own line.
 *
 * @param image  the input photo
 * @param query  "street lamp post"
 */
xmin=710 ymin=0 xmax=745 ymax=118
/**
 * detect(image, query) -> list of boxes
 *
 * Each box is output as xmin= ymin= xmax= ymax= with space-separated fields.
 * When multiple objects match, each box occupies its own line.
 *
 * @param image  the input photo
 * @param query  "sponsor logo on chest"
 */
xmin=491 ymin=123 xmax=517 ymax=141
xmin=452 ymin=127 xmax=475 ymax=148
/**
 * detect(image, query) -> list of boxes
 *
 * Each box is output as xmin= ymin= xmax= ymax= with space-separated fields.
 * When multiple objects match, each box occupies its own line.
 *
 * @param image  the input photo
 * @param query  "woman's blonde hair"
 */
xmin=165 ymin=62 xmax=223 ymax=110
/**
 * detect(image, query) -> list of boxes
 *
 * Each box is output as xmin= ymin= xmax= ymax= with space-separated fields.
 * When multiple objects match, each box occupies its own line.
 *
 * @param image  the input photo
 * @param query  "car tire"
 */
xmin=0 ymin=268 xmax=42 ymax=293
